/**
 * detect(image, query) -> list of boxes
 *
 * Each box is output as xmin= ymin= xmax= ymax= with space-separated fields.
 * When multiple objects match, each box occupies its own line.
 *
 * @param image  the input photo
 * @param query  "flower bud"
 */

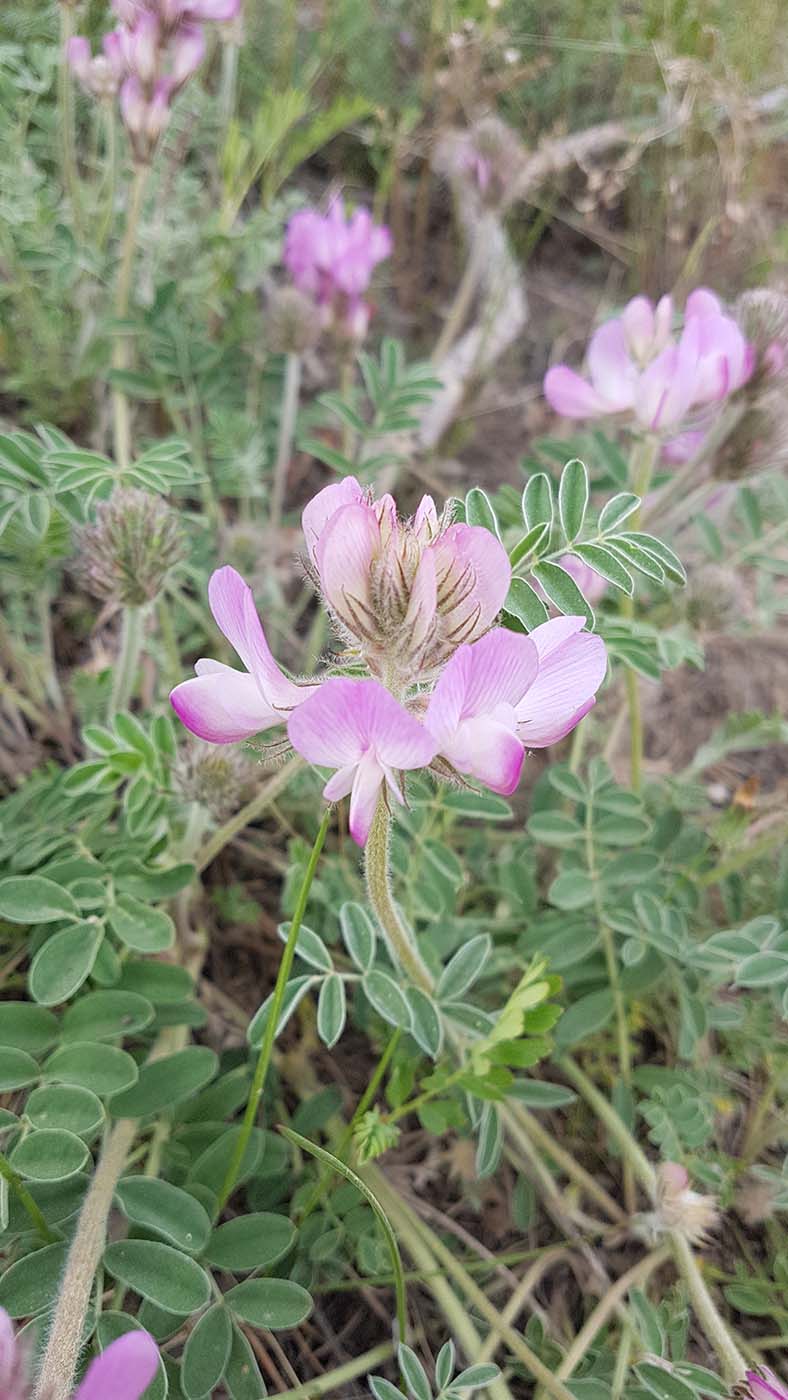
xmin=435 ymin=116 xmax=525 ymax=210
xmin=266 ymin=286 xmax=321 ymax=355
xmin=77 ymin=489 xmax=185 ymax=607
xmin=174 ymin=742 xmax=254 ymax=821
xmin=655 ymin=1161 xmax=719 ymax=1245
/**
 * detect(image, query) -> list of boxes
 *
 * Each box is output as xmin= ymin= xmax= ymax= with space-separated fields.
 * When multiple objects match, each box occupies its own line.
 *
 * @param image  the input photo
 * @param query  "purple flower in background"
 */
xmin=544 ymin=289 xmax=754 ymax=435
xmin=283 ymin=198 xmax=392 ymax=340
xmin=0 ymin=1309 xmax=159 ymax=1400
xmin=67 ymin=31 xmax=126 ymax=99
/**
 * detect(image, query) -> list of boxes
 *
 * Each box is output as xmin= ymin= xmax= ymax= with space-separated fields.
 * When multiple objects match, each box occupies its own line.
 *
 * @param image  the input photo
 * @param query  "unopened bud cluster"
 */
xmin=78 ymin=488 xmax=184 ymax=607
xmin=434 ymin=115 xmax=525 ymax=211
xmin=174 ymin=742 xmax=253 ymax=821
xmin=68 ymin=0 xmax=240 ymax=162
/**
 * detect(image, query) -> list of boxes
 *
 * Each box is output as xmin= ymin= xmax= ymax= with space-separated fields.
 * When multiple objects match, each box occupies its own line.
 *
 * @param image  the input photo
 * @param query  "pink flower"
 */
xmin=544 ymin=289 xmax=753 ymax=433
xmin=283 ymin=199 xmax=392 ymax=340
xmin=744 ymin=1371 xmax=788 ymax=1400
xmin=67 ymin=31 xmax=126 ymax=98
xmin=304 ymin=477 xmax=510 ymax=683
xmin=74 ymin=1330 xmax=160 ymax=1400
xmin=288 ymin=678 xmax=436 ymax=845
xmin=170 ymin=566 xmax=317 ymax=742
xmin=425 ymin=618 xmax=606 ymax=789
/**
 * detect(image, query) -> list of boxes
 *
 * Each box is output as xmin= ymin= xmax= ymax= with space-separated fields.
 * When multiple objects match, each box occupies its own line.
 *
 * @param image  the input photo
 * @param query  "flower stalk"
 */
xmin=112 ymin=165 xmax=149 ymax=471
xmin=269 ymin=351 xmax=302 ymax=533
xmin=109 ymin=604 xmax=144 ymax=720
xmin=215 ymin=805 xmax=331 ymax=1215
xmin=364 ymin=800 xmax=433 ymax=992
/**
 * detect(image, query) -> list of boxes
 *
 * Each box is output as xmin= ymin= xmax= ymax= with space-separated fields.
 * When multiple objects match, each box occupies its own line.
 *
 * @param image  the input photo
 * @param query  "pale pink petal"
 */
xmin=348 ymin=751 xmax=385 ymax=845
xmin=302 ymin=477 xmax=364 ymax=566
xmin=692 ymin=313 xmax=754 ymax=403
xmin=170 ymin=665 xmax=280 ymax=743
xmin=587 ymin=319 xmax=638 ymax=408
xmin=288 ymin=679 xmax=434 ymax=773
xmin=426 ymin=629 xmax=537 ymax=747
xmin=653 ymin=294 xmax=673 ymax=350
xmin=544 ymin=365 xmax=609 ymax=419
xmin=621 ymin=296 xmax=655 ymax=359
xmin=403 ymin=550 xmax=437 ymax=651
xmin=635 ymin=316 xmax=702 ymax=429
xmin=685 ymin=287 xmax=723 ymax=320
xmin=170 ymin=22 xmax=205 ymax=85
xmin=431 ymin=524 xmax=511 ymax=644
xmin=74 ymin=1331 xmax=159 ymax=1400
xmin=323 ymin=764 xmax=357 ymax=801
xmin=661 ymin=429 xmax=707 ymax=463
xmin=186 ymin=0 xmax=240 ymax=17
xmin=745 ymin=1370 xmax=788 ymax=1400
xmin=208 ymin=567 xmax=305 ymax=709
xmin=314 ymin=501 xmax=379 ymax=630
xmin=413 ymin=495 xmax=439 ymax=542
xmin=66 ymin=36 xmax=91 ymax=81
xmin=516 ymin=620 xmax=607 ymax=748
xmin=442 ymin=711 xmax=525 ymax=795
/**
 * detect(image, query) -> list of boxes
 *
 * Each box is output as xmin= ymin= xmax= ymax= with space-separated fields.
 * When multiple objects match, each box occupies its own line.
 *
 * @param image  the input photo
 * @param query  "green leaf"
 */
xmin=629 ymin=1286 xmax=664 ymax=1355
xmin=435 ymin=1340 xmax=455 ymax=1392
xmin=225 ymin=1278 xmax=313 ymax=1330
xmin=370 ymin=1381 xmax=407 ymax=1400
xmin=1 ymin=1175 xmax=88 ymax=1237
xmin=363 ymin=971 xmax=412 ymax=1031
xmin=108 ymin=896 xmax=175 ymax=954
xmin=62 ymin=990 xmax=155 ymax=1042
xmin=277 ymin=921 xmax=332 ymax=973
xmin=554 ymin=990 xmax=614 ymax=1048
xmin=116 ymin=1178 xmax=211 ymax=1254
xmin=521 ymin=473 xmax=554 ymax=531
xmin=117 ymin=961 xmax=194 ymax=1003
xmin=95 ymin=1313 xmax=167 ymax=1400
xmin=29 ymin=920 xmax=105 ymax=1006
xmin=0 ymin=1047 xmax=40 ymax=1091
xmin=476 ymin=1102 xmax=502 ymax=1178
xmin=735 ymin=952 xmax=788 ymax=987
xmin=339 ymin=902 xmax=376 ymax=972
xmin=26 ymin=1084 xmax=103 ymax=1139
xmin=598 ymin=491 xmax=640 ymax=533
xmin=0 ymin=1242 xmax=69 ymax=1316
xmin=548 ymin=870 xmax=595 ymax=911
xmin=317 ymin=974 xmax=346 ymax=1049
xmin=465 ymin=487 xmax=501 ymax=539
xmin=43 ymin=1042 xmax=138 ymax=1097
xmin=0 ymin=876 xmax=80 ymax=924
xmin=104 ymin=1240 xmax=212 ymax=1315
xmin=248 ymin=974 xmax=318 ymax=1046
xmin=509 ymin=521 xmax=551 ymax=568
xmin=225 ymin=1322 xmax=265 ymax=1400
xmin=398 ymin=1344 xmax=431 ymax=1400
xmin=503 ymin=577 xmax=549 ymax=632
xmin=452 ymin=1363 xmax=502 ymax=1391
xmin=186 ymin=1126 xmax=265 ymax=1197
xmin=558 ymin=458 xmax=588 ymax=542
xmin=509 ymin=1080 xmax=577 ymax=1108
xmin=182 ymin=1304 xmax=233 ymax=1400
xmin=203 ymin=1213 xmax=296 ymax=1272
xmin=571 ymin=542 xmax=633 ymax=595
xmin=527 ymin=811 xmax=583 ymax=847
xmin=531 ymin=561 xmax=594 ymax=628
xmin=405 ymin=987 xmax=443 ymax=1059
xmin=606 ymin=537 xmax=665 ymax=583
xmin=109 ymin=1048 xmax=218 ymax=1118
xmin=621 ymin=532 xmax=686 ymax=585
xmin=636 ymin=1362 xmax=696 ymax=1400
xmin=436 ymin=935 xmax=491 ymax=1002
xmin=10 ymin=1128 xmax=89 ymax=1181
xmin=443 ymin=791 xmax=513 ymax=821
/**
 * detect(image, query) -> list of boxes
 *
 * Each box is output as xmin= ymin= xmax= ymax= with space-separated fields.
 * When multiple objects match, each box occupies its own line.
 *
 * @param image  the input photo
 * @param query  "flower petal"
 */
xmin=426 ymin=628 xmax=537 ymax=746
xmin=348 ymin=751 xmax=385 ymax=845
xmin=288 ymin=678 xmax=435 ymax=774
xmin=413 ymin=494 xmax=439 ymax=542
xmin=443 ymin=712 xmax=525 ymax=795
xmin=314 ymin=502 xmax=380 ymax=632
xmin=621 ymin=296 xmax=655 ymax=359
xmin=587 ymin=319 xmax=638 ymax=408
xmin=516 ymin=617 xmax=607 ymax=747
xmin=301 ymin=477 xmax=364 ymax=566
xmin=208 ymin=566 xmax=307 ymax=709
xmin=403 ymin=550 xmax=437 ymax=651
xmin=685 ymin=287 xmax=723 ymax=320
xmin=170 ymin=664 xmax=281 ymax=743
xmin=74 ymin=1332 xmax=159 ymax=1400
xmin=745 ymin=1371 xmax=788 ymax=1400
xmin=431 ymin=524 xmax=511 ymax=646
xmin=544 ymin=366 xmax=609 ymax=419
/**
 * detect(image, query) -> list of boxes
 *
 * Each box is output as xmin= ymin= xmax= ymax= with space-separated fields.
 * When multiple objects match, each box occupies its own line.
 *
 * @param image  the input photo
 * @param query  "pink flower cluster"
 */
xmin=0 ymin=1308 xmax=159 ymax=1400
xmin=171 ymin=480 xmax=607 ymax=845
xmin=544 ymin=289 xmax=754 ymax=436
xmin=283 ymin=199 xmax=392 ymax=341
xmin=68 ymin=0 xmax=239 ymax=160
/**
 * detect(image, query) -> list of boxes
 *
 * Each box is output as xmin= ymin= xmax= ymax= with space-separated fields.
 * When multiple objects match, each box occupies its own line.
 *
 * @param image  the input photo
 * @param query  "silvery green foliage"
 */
xmin=369 ymin=1342 xmax=501 ymax=1400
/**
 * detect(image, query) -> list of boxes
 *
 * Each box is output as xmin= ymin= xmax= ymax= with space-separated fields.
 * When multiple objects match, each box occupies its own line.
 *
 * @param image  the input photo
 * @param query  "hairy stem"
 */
xmin=108 ymin=605 xmax=144 ymax=720
xmin=34 ymin=1119 xmax=136 ymax=1400
xmin=364 ymin=800 xmax=433 ymax=991
xmin=215 ymin=807 xmax=331 ymax=1214
xmin=58 ymin=4 xmax=82 ymax=233
xmin=269 ymin=352 xmax=302 ymax=533
xmin=669 ymin=1230 xmax=746 ymax=1381
xmin=112 ymin=165 xmax=149 ymax=470
xmin=621 ymin=434 xmax=660 ymax=793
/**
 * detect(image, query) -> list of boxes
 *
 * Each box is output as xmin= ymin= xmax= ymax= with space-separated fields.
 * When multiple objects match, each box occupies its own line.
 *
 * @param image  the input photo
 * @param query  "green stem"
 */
xmin=195 ymin=758 xmax=304 ymax=873
xmin=98 ymin=99 xmax=118 ymax=252
xmin=37 ymin=587 xmax=63 ymax=709
xmin=298 ymin=1028 xmax=402 ymax=1223
xmin=364 ymin=799 xmax=433 ymax=991
xmin=624 ymin=667 xmax=643 ymax=794
xmin=281 ymin=1126 xmax=408 ymax=1344
xmin=112 ymin=165 xmax=149 ymax=471
xmin=0 ymin=1152 xmax=57 ymax=1244
xmin=695 ymin=824 xmax=788 ymax=888
xmin=108 ymin=606 xmax=144 ymax=719
xmin=267 ymin=1342 xmax=397 ymax=1400
xmin=621 ymin=434 xmax=660 ymax=794
xmin=554 ymin=1247 xmax=669 ymax=1382
xmin=585 ymin=795 xmax=635 ymax=1213
xmin=670 ymin=1230 xmax=746 ymax=1381
xmin=58 ymin=4 xmax=82 ymax=233
xmin=559 ymin=1056 xmax=655 ymax=1195
xmin=215 ymin=807 xmax=331 ymax=1214
xmin=269 ymin=352 xmax=302 ymax=532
